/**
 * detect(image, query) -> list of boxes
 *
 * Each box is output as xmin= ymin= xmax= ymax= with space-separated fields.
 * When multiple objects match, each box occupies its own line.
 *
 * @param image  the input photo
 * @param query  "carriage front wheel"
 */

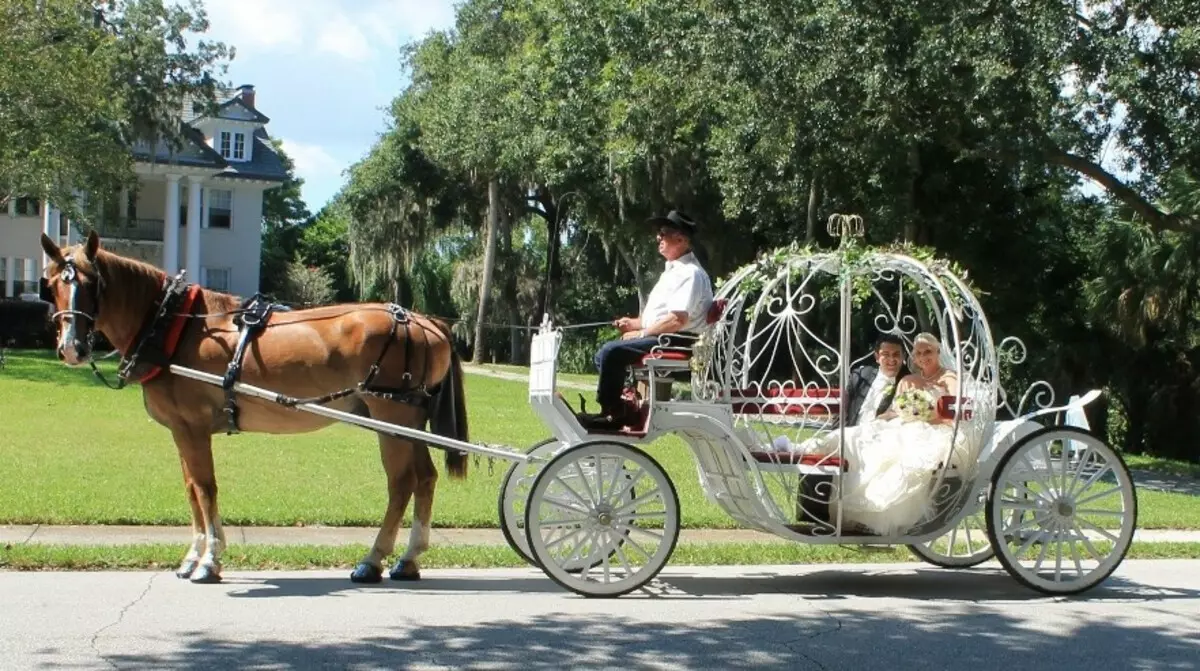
xmin=985 ymin=426 xmax=1137 ymax=595
xmin=525 ymin=440 xmax=680 ymax=598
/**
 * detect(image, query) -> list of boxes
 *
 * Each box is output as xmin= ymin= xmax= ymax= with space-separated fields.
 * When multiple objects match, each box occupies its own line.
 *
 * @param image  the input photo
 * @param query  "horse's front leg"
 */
xmin=174 ymin=429 xmax=225 ymax=584
xmin=389 ymin=444 xmax=438 ymax=581
xmin=175 ymin=456 xmax=207 ymax=579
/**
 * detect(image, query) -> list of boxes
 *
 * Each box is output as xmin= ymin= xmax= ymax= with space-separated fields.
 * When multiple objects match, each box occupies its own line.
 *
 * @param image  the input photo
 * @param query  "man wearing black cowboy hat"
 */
xmin=580 ymin=210 xmax=714 ymax=429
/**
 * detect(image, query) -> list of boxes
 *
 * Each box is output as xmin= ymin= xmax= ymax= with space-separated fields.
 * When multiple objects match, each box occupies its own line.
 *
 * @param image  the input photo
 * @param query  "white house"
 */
xmin=0 ymin=85 xmax=288 ymax=300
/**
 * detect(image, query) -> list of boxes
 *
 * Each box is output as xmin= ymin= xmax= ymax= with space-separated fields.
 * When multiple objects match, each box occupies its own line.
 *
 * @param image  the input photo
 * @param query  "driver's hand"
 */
xmin=613 ymin=317 xmax=634 ymax=332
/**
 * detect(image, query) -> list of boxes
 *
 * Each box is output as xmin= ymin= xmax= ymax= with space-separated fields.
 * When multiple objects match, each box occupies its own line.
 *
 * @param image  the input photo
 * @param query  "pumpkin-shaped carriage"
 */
xmin=499 ymin=214 xmax=1138 ymax=597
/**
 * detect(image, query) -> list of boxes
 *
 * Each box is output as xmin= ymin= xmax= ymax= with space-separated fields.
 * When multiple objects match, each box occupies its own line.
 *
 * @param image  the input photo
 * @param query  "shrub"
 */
xmin=0 ymin=299 xmax=54 ymax=349
xmin=280 ymin=260 xmax=336 ymax=307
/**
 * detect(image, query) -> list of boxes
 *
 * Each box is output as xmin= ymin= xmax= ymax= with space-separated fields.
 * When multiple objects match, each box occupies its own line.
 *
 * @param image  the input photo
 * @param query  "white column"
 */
xmin=6 ymin=198 xmax=14 ymax=217
xmin=41 ymin=200 xmax=57 ymax=273
xmin=163 ymin=175 xmax=181 ymax=275
xmin=4 ymin=257 xmax=12 ymax=298
xmin=185 ymin=176 xmax=202 ymax=278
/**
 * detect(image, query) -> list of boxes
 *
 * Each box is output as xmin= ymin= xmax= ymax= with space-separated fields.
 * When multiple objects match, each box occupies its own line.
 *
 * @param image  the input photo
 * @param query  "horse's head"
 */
xmin=40 ymin=231 xmax=103 ymax=366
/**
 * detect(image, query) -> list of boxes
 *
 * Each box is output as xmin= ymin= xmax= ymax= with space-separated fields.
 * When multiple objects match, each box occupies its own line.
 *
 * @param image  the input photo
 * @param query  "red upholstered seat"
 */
xmin=749 ymin=452 xmax=848 ymax=470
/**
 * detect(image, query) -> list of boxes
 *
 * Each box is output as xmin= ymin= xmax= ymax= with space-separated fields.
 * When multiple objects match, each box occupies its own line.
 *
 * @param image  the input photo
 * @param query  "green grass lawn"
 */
xmin=2 ymin=349 xmax=1199 ymax=530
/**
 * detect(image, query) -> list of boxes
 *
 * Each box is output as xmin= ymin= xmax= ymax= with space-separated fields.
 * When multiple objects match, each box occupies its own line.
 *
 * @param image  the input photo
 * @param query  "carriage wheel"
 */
xmin=525 ymin=441 xmax=680 ymax=598
xmin=497 ymin=438 xmax=560 ymax=567
xmin=908 ymin=501 xmax=994 ymax=568
xmin=986 ymin=426 xmax=1137 ymax=595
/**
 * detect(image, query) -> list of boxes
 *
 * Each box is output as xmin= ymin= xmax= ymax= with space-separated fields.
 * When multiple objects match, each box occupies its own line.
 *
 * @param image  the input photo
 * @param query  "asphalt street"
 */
xmin=2 ymin=560 xmax=1198 ymax=670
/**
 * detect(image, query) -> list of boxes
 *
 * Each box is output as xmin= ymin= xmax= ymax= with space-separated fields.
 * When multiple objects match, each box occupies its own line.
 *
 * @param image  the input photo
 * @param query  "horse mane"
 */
xmin=58 ymin=243 xmax=242 ymax=327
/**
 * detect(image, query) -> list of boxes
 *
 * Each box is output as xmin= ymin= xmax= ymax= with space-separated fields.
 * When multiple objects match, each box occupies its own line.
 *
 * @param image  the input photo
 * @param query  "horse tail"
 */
xmin=429 ymin=318 xmax=469 ymax=480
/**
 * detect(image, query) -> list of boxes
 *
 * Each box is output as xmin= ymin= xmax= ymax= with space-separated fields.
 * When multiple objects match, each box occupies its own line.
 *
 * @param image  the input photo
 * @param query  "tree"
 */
xmin=0 ymin=0 xmax=232 ymax=216
xmin=259 ymin=138 xmax=311 ymax=297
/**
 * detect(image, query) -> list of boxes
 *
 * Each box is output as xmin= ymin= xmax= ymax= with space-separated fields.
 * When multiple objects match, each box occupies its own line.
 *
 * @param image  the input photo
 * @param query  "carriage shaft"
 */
xmin=167 ymin=365 xmax=529 ymax=463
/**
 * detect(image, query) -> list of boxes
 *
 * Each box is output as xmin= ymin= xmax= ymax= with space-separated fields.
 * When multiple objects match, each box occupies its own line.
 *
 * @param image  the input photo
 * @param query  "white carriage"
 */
xmin=498 ymin=214 xmax=1138 ymax=598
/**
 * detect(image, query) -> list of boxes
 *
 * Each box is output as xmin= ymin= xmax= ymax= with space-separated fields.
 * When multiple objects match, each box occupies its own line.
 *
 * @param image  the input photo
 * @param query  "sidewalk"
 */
xmin=3 ymin=524 xmax=1198 ymax=547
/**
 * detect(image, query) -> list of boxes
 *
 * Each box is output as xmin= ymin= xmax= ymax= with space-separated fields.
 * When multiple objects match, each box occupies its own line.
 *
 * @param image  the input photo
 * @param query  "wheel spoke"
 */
xmin=542 ymin=494 xmax=589 ymax=516
xmin=1075 ymin=485 xmax=1125 ymax=507
xmin=1076 ymin=517 xmax=1121 ymax=543
xmin=550 ymin=474 xmax=593 ymax=511
xmin=571 ymin=461 xmax=599 ymax=506
xmin=613 ymin=487 xmax=665 ymax=516
xmin=1069 ymin=462 xmax=1114 ymax=499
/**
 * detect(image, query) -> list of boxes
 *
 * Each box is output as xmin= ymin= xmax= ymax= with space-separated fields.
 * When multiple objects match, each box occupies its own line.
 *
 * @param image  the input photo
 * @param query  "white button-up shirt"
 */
xmin=640 ymin=251 xmax=714 ymax=333
xmin=857 ymin=370 xmax=898 ymax=426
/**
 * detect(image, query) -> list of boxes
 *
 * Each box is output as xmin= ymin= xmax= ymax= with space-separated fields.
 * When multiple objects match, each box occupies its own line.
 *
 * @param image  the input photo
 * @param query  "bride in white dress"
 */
xmin=799 ymin=333 xmax=973 ymax=535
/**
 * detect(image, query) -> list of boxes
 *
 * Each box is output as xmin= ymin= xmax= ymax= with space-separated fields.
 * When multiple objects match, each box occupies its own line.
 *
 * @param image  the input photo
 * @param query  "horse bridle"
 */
xmin=50 ymin=258 xmax=105 ymax=344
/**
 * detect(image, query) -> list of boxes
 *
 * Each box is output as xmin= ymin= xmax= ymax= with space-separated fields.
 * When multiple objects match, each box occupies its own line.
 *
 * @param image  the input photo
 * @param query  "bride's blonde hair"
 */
xmin=913 ymin=332 xmax=940 ymax=351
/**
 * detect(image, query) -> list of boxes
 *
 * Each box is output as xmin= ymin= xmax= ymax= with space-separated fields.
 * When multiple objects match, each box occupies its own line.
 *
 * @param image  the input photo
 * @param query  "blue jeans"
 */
xmin=594 ymin=334 xmax=698 ymax=412
xmin=593 ymin=336 xmax=661 ymax=412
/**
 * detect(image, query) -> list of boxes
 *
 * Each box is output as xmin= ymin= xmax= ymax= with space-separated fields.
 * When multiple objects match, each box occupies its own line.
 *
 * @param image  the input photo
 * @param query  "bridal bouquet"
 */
xmin=894 ymin=388 xmax=936 ymax=423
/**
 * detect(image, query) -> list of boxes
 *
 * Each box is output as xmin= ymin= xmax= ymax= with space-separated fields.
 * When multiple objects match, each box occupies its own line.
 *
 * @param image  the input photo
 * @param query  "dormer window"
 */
xmin=219 ymin=130 xmax=248 ymax=161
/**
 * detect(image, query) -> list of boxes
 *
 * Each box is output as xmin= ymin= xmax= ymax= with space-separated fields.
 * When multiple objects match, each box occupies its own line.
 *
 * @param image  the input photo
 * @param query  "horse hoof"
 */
xmin=190 ymin=564 xmax=222 ymax=584
xmin=175 ymin=560 xmax=199 ymax=579
xmin=389 ymin=560 xmax=420 ymax=581
xmin=350 ymin=562 xmax=383 ymax=583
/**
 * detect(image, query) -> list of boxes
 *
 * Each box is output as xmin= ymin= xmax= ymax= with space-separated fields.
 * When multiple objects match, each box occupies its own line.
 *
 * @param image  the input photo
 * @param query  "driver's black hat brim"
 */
xmin=646 ymin=210 xmax=698 ymax=237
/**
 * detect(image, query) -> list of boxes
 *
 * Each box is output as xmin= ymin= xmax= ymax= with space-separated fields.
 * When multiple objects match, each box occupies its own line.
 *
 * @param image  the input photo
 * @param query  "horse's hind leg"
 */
xmin=350 ymin=422 xmax=419 ymax=583
xmin=174 ymin=428 xmax=226 ymax=584
xmin=390 ymin=442 xmax=438 ymax=580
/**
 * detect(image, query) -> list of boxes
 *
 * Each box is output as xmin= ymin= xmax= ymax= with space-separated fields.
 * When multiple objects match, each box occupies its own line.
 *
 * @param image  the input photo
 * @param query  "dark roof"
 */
xmin=214 ymin=128 xmax=288 ymax=183
xmin=131 ymin=125 xmax=287 ymax=184
xmin=183 ymin=88 xmax=270 ymax=124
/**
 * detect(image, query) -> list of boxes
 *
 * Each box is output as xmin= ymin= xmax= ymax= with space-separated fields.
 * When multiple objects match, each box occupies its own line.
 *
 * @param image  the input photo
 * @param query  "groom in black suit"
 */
xmin=842 ymin=333 xmax=909 ymax=426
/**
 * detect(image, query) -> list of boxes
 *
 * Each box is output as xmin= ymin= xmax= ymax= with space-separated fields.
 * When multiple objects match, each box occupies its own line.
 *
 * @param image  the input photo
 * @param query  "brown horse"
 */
xmin=39 ymin=231 xmax=469 ymax=584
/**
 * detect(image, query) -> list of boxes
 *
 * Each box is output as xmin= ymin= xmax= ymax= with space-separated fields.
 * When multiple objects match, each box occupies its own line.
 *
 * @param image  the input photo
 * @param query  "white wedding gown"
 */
xmin=799 ymin=417 xmax=976 ymax=536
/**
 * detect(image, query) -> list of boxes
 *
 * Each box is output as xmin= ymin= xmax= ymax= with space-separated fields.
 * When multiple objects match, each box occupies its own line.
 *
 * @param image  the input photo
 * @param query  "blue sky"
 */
xmin=198 ymin=0 xmax=459 ymax=214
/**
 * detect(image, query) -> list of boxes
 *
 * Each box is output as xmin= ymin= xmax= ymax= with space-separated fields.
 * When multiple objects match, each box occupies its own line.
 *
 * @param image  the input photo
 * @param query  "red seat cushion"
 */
xmin=750 ymin=452 xmax=848 ymax=470
xmin=641 ymin=350 xmax=691 ymax=362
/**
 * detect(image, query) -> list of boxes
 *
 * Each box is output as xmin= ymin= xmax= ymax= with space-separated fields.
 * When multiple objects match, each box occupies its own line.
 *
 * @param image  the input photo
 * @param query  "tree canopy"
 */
xmin=0 ymin=0 xmax=231 ymax=215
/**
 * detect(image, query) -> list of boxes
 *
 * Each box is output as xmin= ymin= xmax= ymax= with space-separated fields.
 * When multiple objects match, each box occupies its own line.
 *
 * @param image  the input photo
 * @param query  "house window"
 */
xmin=0 ymin=257 xmax=7 ymax=298
xmin=207 ymin=189 xmax=232 ymax=228
xmin=218 ymin=131 xmax=247 ymax=161
xmin=14 ymin=257 xmax=36 ymax=296
xmin=15 ymin=198 xmax=40 ymax=216
xmin=202 ymin=267 xmax=230 ymax=292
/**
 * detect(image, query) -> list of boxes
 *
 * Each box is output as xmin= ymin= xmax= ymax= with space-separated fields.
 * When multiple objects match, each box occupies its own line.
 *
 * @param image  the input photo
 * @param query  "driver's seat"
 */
xmin=629 ymin=298 xmax=728 ymax=404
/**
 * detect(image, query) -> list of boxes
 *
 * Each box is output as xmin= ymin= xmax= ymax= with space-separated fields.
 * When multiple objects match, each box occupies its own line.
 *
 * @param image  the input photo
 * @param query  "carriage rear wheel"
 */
xmin=985 ymin=426 xmax=1137 ymax=595
xmin=525 ymin=441 xmax=680 ymax=598
xmin=908 ymin=499 xmax=994 ymax=568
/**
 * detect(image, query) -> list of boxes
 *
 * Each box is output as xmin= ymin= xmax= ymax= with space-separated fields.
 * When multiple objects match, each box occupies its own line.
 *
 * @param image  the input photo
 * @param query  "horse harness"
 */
xmin=59 ymin=264 xmax=437 ymax=431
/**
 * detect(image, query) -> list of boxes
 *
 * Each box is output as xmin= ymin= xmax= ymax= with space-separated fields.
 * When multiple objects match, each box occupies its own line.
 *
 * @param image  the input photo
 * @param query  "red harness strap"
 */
xmin=137 ymin=284 xmax=203 ymax=384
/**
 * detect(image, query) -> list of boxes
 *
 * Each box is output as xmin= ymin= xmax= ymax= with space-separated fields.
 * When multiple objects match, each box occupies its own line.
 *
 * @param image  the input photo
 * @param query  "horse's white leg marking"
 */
xmin=178 ymin=531 xmax=205 ymax=573
xmin=199 ymin=513 xmax=225 ymax=570
xmin=362 ymin=523 xmax=402 ymax=569
xmin=400 ymin=520 xmax=430 ymax=562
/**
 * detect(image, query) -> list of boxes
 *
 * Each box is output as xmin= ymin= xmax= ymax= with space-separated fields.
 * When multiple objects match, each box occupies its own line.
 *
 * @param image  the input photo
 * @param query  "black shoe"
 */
xmin=577 ymin=411 xmax=622 ymax=430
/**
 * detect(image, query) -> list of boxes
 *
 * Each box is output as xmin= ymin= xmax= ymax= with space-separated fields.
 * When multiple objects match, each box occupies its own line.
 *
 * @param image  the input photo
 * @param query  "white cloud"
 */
xmin=279 ymin=139 xmax=343 ymax=181
xmin=316 ymin=14 xmax=372 ymax=62
xmin=199 ymin=0 xmax=457 ymax=61
xmin=201 ymin=0 xmax=305 ymax=53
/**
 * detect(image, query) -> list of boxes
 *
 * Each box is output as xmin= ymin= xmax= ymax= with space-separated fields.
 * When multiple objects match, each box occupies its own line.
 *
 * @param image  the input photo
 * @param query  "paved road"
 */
xmin=2 ymin=560 xmax=1198 ymax=670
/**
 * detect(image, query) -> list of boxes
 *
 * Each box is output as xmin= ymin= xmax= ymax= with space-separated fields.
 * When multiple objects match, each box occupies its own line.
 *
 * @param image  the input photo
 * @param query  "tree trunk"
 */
xmin=472 ymin=178 xmax=500 ymax=364
xmin=904 ymin=141 xmax=921 ymax=243
xmin=805 ymin=171 xmax=821 ymax=244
